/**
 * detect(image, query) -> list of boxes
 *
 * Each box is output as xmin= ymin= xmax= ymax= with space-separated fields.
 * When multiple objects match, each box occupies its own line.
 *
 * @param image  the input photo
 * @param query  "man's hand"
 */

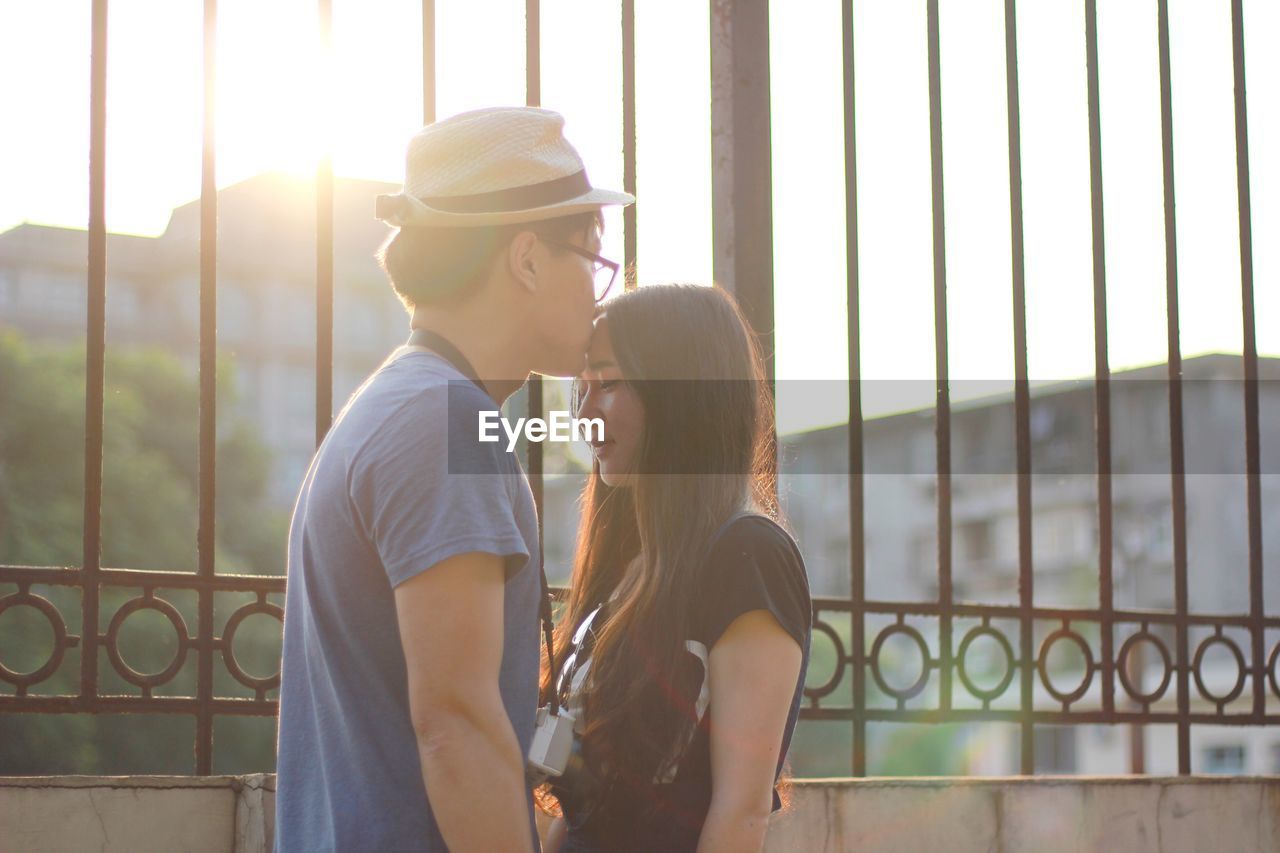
xmin=395 ymin=551 xmax=535 ymax=852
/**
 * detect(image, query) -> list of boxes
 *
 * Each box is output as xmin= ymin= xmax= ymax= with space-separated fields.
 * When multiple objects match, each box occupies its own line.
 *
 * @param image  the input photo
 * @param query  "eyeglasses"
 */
xmin=543 ymin=239 xmax=621 ymax=304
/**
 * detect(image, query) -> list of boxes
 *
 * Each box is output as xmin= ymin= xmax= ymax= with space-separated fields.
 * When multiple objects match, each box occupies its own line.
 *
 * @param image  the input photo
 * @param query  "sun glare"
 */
xmin=0 ymin=0 xmax=1274 ymax=407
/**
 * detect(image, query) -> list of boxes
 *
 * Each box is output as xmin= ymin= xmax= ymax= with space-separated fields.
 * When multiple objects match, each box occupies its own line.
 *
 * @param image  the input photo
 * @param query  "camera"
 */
xmin=528 ymin=705 xmax=577 ymax=779
xmin=527 ymin=705 xmax=607 ymax=821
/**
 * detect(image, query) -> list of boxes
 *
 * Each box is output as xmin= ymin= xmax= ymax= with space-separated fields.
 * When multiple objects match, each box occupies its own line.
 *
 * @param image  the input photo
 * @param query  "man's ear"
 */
xmin=505 ymin=230 xmax=540 ymax=293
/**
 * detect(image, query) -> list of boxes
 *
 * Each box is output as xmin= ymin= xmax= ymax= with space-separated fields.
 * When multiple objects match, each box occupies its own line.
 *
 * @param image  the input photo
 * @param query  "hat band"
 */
xmin=420 ymin=169 xmax=591 ymax=214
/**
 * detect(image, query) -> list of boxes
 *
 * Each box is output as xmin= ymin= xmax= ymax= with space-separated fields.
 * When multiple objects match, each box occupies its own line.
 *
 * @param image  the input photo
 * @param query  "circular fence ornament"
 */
xmin=1268 ymin=642 xmax=1280 ymax=701
xmin=803 ymin=617 xmax=847 ymax=701
xmin=869 ymin=623 xmax=932 ymax=702
xmin=1116 ymin=630 xmax=1173 ymax=706
xmin=1037 ymin=627 xmax=1094 ymax=706
xmin=1192 ymin=633 xmax=1247 ymax=706
xmin=0 ymin=589 xmax=77 ymax=690
xmin=104 ymin=593 xmax=191 ymax=690
xmin=956 ymin=624 xmax=1016 ymax=704
xmin=220 ymin=599 xmax=285 ymax=693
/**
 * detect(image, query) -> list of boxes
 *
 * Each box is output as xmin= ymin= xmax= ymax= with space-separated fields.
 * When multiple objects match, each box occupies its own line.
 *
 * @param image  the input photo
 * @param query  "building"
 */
xmin=774 ymin=355 xmax=1280 ymax=774
xmin=0 ymin=173 xmax=407 ymax=501
xmin=779 ymin=355 xmax=1280 ymax=610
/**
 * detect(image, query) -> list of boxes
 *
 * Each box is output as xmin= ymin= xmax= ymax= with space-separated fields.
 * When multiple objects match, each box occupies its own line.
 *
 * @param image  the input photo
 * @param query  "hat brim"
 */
xmin=376 ymin=187 xmax=635 ymax=228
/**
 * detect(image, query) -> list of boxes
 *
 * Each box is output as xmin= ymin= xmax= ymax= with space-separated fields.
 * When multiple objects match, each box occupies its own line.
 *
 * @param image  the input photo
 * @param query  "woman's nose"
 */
xmin=575 ymin=384 xmax=600 ymax=420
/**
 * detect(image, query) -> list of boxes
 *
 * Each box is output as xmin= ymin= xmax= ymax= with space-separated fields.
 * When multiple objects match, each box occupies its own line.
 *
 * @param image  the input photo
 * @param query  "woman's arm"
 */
xmin=539 ymin=815 xmax=568 ymax=853
xmin=696 ymin=610 xmax=803 ymax=853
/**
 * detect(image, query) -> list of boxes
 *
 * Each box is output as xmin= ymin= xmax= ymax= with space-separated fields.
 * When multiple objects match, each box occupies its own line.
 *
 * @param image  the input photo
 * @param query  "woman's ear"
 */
xmin=505 ymin=230 xmax=540 ymax=293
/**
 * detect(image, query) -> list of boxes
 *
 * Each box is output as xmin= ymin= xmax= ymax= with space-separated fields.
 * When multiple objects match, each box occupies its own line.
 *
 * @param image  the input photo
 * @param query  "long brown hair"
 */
xmin=540 ymin=283 xmax=779 ymax=812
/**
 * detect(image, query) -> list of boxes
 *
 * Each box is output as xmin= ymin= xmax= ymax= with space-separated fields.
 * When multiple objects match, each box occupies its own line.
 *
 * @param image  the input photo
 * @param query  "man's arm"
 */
xmin=395 ymin=551 xmax=535 ymax=853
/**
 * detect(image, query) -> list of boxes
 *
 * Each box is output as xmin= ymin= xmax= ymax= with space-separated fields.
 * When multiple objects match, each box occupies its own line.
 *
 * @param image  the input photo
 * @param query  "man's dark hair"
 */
xmin=377 ymin=210 xmax=604 ymax=310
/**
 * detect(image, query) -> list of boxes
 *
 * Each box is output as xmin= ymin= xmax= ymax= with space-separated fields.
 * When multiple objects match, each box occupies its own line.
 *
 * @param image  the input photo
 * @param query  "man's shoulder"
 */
xmin=341 ymin=353 xmax=518 ymax=486
xmin=350 ymin=350 xmax=495 ymax=438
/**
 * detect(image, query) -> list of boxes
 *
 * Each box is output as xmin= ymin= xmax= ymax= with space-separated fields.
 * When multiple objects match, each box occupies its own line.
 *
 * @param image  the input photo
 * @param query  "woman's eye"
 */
xmin=599 ymin=380 xmax=617 ymax=391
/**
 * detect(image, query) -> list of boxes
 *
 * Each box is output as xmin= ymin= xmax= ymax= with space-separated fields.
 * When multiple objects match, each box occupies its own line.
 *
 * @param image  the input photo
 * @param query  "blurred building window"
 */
xmin=1203 ymin=744 xmax=1245 ymax=774
xmin=107 ymin=278 xmax=141 ymax=327
xmin=1032 ymin=726 xmax=1076 ymax=774
xmin=218 ymin=283 xmax=255 ymax=343
xmin=45 ymin=273 xmax=86 ymax=318
xmin=0 ymin=269 xmax=16 ymax=310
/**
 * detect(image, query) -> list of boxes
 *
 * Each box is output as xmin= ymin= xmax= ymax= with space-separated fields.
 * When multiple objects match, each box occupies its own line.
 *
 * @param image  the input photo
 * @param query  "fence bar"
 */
xmin=195 ymin=0 xmax=220 ymax=775
xmin=1002 ymin=0 xmax=1035 ymax=775
xmin=525 ymin=0 xmax=540 ymax=106
xmin=923 ymin=0 xmax=953 ymax=721
xmin=525 ymin=0 xmax=544 ymax=539
xmin=1156 ymin=0 xmax=1191 ymax=775
xmin=1082 ymin=0 xmax=1117 ymax=731
xmin=622 ymin=0 xmax=637 ymax=288
xmin=80 ymin=0 xmax=109 ymax=709
xmin=1229 ymin=0 xmax=1264 ymax=723
xmin=0 ymin=565 xmax=285 ymax=592
xmin=807 ymin=596 xmax=1280 ymax=627
xmin=0 ymin=696 xmax=281 ymax=716
xmin=422 ymin=0 xmax=435 ymax=124
xmin=709 ymin=0 xmax=775 ymax=385
xmin=1003 ymin=0 xmax=1034 ymax=763
xmin=799 ymin=707 xmax=1280 ymax=726
xmin=315 ymin=0 xmax=335 ymax=447
xmin=840 ymin=0 xmax=867 ymax=777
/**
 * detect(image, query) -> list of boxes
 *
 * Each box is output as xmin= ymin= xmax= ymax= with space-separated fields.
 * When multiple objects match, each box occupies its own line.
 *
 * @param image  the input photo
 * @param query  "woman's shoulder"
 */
xmin=693 ymin=513 xmax=812 ymax=647
xmin=700 ymin=514 xmax=810 ymax=600
xmin=706 ymin=513 xmax=804 ymax=566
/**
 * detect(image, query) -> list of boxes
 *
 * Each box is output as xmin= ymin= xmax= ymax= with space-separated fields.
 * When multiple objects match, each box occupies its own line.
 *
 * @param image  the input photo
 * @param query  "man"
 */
xmin=274 ymin=106 xmax=634 ymax=852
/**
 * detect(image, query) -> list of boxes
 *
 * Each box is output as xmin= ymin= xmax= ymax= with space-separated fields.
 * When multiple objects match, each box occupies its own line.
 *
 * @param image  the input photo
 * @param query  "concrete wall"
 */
xmin=2 ymin=774 xmax=1277 ymax=852
xmin=0 ymin=774 xmax=274 ymax=853
xmin=767 ymin=777 xmax=1280 ymax=852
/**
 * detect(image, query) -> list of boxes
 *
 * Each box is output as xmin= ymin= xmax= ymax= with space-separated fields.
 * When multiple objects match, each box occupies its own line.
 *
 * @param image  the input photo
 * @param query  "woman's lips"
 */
xmin=591 ymin=439 xmax=614 ymax=457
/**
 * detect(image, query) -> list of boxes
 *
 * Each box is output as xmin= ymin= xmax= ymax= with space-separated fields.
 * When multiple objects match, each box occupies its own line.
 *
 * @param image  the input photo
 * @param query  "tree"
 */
xmin=0 ymin=330 xmax=287 ymax=773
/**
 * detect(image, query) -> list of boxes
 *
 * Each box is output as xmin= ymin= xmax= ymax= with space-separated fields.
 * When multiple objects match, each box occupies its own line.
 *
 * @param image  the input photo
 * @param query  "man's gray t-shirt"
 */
xmin=274 ymin=347 xmax=542 ymax=852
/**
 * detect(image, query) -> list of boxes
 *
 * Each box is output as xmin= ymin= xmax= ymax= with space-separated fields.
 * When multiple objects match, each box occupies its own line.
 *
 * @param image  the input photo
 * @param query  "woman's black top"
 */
xmin=553 ymin=514 xmax=812 ymax=853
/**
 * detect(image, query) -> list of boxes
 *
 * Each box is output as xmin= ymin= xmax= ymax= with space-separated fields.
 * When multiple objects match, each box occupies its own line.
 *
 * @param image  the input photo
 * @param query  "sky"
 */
xmin=0 ymin=0 xmax=1275 ymax=434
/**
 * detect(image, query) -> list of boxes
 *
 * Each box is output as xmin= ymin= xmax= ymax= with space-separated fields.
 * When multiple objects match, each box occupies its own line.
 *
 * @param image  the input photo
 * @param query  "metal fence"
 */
xmin=0 ymin=0 xmax=1268 ymax=779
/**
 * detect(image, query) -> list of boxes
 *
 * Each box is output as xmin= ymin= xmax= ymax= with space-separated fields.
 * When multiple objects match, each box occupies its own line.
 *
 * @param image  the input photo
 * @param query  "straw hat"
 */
xmin=375 ymin=106 xmax=634 ymax=228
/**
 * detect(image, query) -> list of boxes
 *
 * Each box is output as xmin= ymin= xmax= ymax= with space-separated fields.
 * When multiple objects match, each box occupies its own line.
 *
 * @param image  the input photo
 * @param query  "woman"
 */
xmin=538 ymin=284 xmax=812 ymax=853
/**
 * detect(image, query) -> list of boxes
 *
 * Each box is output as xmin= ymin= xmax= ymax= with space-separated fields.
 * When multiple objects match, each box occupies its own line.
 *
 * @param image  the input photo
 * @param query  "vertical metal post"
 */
xmin=840 ymin=0 xmax=867 ymax=777
xmin=622 ymin=0 xmax=637 ymax=289
xmin=924 ymin=0 xmax=954 ymax=733
xmin=1156 ymin=0 xmax=1191 ymax=775
xmin=82 ymin=0 xmax=109 ymax=714
xmin=1003 ymin=0 xmax=1035 ymax=776
xmin=710 ymin=0 xmax=774 ymax=385
xmin=525 ymin=0 xmax=540 ymax=108
xmin=1229 ymin=0 xmax=1264 ymax=725
xmin=195 ymin=0 xmax=219 ymax=775
xmin=1083 ymin=0 xmax=1118 ymax=754
xmin=526 ymin=0 xmax=544 ymax=540
xmin=316 ymin=0 xmax=334 ymax=447
xmin=1127 ymin=640 xmax=1147 ymax=772
xmin=422 ymin=0 xmax=436 ymax=125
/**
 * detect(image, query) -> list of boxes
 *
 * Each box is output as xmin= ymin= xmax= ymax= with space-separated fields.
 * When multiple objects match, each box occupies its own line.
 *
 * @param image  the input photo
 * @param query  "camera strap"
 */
xmin=404 ymin=328 xmax=561 ymax=714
